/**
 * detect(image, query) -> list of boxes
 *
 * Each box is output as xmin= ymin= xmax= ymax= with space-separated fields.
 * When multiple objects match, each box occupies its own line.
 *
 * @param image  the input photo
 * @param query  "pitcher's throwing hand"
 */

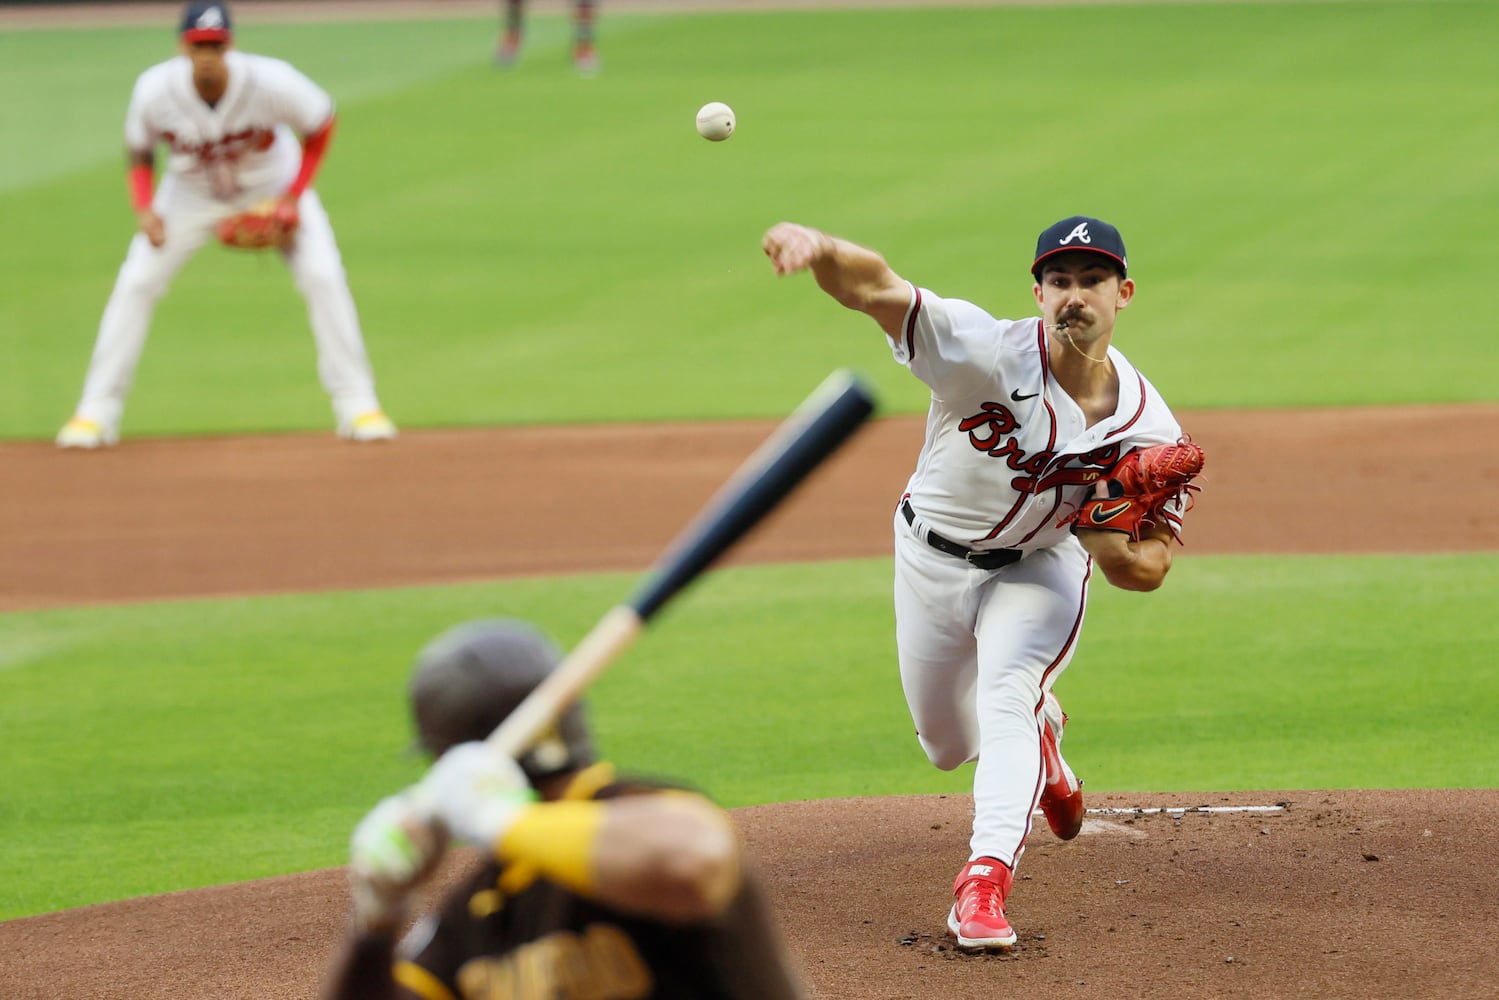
xmin=762 ymin=222 xmax=834 ymax=276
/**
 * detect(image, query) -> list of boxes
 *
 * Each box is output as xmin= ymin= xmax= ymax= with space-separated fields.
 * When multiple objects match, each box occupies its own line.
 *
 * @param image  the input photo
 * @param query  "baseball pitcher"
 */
xmin=56 ymin=1 xmax=395 ymax=449
xmin=762 ymin=214 xmax=1203 ymax=950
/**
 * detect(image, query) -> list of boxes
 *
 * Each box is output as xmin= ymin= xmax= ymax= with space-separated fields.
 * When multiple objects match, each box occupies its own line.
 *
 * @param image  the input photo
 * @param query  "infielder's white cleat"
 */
xmin=55 ymin=417 xmax=117 ymax=449
xmin=341 ymin=411 xmax=398 ymax=443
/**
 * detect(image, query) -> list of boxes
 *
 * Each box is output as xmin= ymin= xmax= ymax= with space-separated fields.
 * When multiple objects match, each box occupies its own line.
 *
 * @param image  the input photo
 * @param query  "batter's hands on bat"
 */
xmin=348 ymin=788 xmax=448 ymax=934
xmin=762 ymin=222 xmax=832 ymax=276
xmin=418 ymin=742 xmax=539 ymax=849
xmin=136 ymin=209 xmax=166 ymax=247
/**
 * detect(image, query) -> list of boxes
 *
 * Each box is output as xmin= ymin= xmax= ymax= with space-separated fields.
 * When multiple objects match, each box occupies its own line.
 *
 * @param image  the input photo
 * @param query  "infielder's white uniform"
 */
xmin=890 ymin=283 xmax=1187 ymax=866
xmin=68 ymin=50 xmax=384 ymax=436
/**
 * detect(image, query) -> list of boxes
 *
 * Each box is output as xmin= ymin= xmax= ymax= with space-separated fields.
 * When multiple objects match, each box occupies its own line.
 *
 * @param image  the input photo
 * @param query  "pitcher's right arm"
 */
xmin=762 ymin=222 xmax=911 ymax=340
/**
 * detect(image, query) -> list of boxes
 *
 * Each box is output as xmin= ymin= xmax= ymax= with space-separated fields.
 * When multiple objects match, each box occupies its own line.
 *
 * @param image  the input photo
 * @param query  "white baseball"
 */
xmin=695 ymin=101 xmax=735 ymax=142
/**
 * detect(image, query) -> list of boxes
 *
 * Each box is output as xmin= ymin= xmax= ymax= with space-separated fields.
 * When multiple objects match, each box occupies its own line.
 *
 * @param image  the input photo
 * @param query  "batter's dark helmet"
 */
xmin=408 ymin=619 xmax=596 ymax=785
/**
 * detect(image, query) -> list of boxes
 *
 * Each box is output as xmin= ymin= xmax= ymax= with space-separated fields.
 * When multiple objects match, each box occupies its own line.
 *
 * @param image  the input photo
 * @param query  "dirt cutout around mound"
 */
xmin=3 ymin=404 xmax=1498 ymax=999
xmin=4 ymin=791 xmax=1497 ymax=999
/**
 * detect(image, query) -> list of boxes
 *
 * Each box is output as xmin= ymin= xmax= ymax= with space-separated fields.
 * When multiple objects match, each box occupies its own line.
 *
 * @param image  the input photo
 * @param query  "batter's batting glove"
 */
xmin=348 ymin=788 xmax=447 ymax=934
xmin=418 ymin=742 xmax=539 ymax=851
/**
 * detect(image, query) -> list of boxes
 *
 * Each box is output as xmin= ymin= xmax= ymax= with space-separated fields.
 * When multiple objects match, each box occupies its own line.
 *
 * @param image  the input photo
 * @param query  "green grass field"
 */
xmin=3 ymin=553 xmax=1498 ymax=917
xmin=3 ymin=2 xmax=1497 ymax=439
xmin=2 ymin=1 xmax=1496 ymax=921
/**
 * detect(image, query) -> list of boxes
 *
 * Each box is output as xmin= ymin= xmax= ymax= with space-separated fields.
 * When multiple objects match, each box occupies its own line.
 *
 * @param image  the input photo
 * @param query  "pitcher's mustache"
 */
xmin=1052 ymin=308 xmax=1084 ymax=332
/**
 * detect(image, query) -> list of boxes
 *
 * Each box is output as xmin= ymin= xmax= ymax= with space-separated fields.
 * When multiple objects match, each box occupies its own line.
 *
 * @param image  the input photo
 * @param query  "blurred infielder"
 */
xmin=762 ymin=215 xmax=1203 ymax=949
xmin=56 ymin=1 xmax=395 ymax=449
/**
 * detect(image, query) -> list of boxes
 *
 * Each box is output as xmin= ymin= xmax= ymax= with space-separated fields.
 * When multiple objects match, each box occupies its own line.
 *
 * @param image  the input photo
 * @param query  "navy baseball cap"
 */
xmin=180 ymin=1 xmax=232 ymax=42
xmin=1031 ymin=216 xmax=1128 ymax=281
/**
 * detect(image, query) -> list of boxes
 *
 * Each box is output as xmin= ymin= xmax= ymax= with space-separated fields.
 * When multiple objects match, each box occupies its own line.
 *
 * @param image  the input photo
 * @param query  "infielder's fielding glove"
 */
xmin=216 ymin=197 xmax=299 ymax=250
xmin=1068 ymin=437 xmax=1205 ymax=542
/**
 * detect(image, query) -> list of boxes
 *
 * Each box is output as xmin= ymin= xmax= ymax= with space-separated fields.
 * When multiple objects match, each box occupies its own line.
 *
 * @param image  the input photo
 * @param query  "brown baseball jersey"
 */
xmin=392 ymin=763 xmax=805 ymax=1000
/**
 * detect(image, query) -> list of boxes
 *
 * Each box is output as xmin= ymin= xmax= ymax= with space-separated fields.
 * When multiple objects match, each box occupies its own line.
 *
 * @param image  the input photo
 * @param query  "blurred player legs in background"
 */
xmin=495 ymin=0 xmax=598 ymax=75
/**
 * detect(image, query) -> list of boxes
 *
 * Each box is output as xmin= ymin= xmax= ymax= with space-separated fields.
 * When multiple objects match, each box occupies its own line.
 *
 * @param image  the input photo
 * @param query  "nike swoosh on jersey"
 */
xmin=1010 ymin=389 xmax=1039 ymax=402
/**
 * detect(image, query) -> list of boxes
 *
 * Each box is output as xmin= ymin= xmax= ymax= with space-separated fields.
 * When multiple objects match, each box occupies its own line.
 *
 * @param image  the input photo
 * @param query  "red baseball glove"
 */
xmin=1068 ymin=437 xmax=1205 ymax=542
xmin=217 ymin=198 xmax=299 ymax=250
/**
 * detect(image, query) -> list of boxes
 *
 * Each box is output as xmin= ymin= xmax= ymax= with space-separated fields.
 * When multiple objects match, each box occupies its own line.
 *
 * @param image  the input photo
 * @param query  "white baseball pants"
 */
xmin=69 ymin=176 xmax=382 ymax=433
xmin=892 ymin=508 xmax=1092 ymax=867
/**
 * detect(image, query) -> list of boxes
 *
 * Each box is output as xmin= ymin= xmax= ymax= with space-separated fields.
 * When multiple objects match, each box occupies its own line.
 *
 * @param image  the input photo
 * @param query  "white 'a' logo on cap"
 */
xmin=1058 ymin=222 xmax=1092 ymax=246
xmin=197 ymin=6 xmax=226 ymax=29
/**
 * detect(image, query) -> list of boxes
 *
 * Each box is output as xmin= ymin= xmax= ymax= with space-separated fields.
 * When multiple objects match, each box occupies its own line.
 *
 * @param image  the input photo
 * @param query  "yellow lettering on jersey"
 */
xmin=454 ymin=924 xmax=652 ymax=999
xmin=582 ymin=925 xmax=652 ymax=994
xmin=514 ymin=940 xmax=549 ymax=996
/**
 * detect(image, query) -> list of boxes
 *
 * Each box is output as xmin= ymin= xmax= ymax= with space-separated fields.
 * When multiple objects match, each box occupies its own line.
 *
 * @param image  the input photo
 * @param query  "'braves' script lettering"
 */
xmin=958 ymin=402 xmax=1049 ymax=477
xmin=168 ymin=126 xmax=276 ymax=163
xmin=958 ymin=403 xmax=1123 ymax=493
xmin=957 ymin=402 xmax=1017 ymax=452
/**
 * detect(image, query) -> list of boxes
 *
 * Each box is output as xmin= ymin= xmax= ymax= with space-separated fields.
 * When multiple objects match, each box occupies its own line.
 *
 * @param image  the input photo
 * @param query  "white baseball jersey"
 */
xmin=886 ymin=281 xmax=1189 ymax=871
xmin=892 ymin=284 xmax=1187 ymax=550
xmin=125 ymin=50 xmax=333 ymax=200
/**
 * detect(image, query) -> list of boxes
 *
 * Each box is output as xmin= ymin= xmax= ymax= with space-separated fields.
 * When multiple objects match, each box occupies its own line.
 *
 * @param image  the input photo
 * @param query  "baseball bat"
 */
xmin=486 ymin=368 xmax=877 ymax=758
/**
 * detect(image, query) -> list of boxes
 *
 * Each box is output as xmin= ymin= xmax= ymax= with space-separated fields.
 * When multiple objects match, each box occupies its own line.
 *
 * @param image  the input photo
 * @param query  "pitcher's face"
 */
xmin=1033 ymin=253 xmax=1134 ymax=343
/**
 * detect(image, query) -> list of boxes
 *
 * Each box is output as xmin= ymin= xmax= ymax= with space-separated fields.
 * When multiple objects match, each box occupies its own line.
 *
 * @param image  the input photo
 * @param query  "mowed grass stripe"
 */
xmin=2 ymin=551 xmax=1497 ymax=916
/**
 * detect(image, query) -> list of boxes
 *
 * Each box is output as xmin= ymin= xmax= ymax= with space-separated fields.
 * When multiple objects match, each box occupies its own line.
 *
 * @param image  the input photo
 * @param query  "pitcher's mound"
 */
xmin=3 ymin=789 xmax=1495 ymax=999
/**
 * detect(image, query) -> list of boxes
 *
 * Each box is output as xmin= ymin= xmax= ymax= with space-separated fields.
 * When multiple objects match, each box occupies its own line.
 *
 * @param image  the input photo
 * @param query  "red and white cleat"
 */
xmin=947 ymin=857 xmax=1017 ymax=950
xmin=1039 ymin=690 xmax=1085 ymax=840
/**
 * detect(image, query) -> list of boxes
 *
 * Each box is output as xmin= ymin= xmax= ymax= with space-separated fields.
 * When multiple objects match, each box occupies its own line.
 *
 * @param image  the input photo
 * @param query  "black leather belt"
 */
xmin=901 ymin=500 xmax=1023 ymax=570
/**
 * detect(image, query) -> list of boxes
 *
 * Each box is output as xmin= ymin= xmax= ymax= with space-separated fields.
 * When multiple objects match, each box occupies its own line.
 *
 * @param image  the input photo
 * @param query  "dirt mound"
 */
xmin=4 ymin=790 xmax=1496 ymax=999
